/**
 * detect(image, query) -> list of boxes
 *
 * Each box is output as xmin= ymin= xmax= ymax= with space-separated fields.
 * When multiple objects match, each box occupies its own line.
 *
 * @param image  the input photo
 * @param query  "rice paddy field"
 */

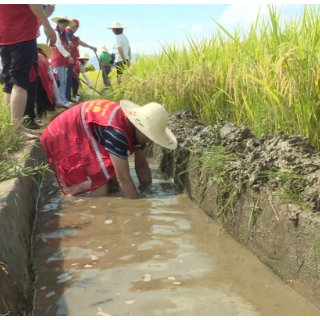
xmin=104 ymin=5 xmax=320 ymax=150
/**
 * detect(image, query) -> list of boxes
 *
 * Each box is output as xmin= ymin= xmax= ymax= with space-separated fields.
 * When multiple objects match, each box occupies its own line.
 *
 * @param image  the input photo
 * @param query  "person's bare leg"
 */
xmin=4 ymin=92 xmax=11 ymax=116
xmin=10 ymin=84 xmax=27 ymax=122
xmin=91 ymin=183 xmax=108 ymax=197
xmin=10 ymin=84 xmax=40 ymax=140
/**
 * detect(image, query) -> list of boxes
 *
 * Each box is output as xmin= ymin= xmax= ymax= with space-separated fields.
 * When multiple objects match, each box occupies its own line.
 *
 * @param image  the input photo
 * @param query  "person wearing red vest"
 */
xmin=71 ymin=52 xmax=92 ymax=98
xmin=50 ymin=15 xmax=76 ymax=108
xmin=36 ymin=44 xmax=56 ymax=117
xmin=0 ymin=4 xmax=56 ymax=140
xmin=24 ymin=43 xmax=62 ymax=129
xmin=65 ymin=18 xmax=97 ymax=103
xmin=40 ymin=100 xmax=177 ymax=198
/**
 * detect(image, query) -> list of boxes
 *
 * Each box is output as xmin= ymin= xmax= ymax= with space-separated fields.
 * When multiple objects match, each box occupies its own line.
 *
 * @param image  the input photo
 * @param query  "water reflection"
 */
xmin=31 ymin=162 xmax=320 ymax=316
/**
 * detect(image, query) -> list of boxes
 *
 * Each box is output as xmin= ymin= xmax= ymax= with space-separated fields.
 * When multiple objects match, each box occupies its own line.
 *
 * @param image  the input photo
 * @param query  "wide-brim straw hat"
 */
xmin=78 ymin=52 xmax=90 ymax=60
xmin=51 ymin=15 xmax=76 ymax=27
xmin=100 ymin=45 xmax=109 ymax=52
xmin=120 ymin=100 xmax=177 ymax=150
xmin=37 ymin=43 xmax=53 ymax=59
xmin=107 ymin=21 xmax=127 ymax=29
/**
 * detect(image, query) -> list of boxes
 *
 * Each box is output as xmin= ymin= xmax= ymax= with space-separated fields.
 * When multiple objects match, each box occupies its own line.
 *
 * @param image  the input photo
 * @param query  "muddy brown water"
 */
xmin=31 ymin=159 xmax=320 ymax=316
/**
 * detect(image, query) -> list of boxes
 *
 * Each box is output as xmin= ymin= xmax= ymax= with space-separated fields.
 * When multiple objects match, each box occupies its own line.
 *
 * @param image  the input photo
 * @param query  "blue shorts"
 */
xmin=0 ymin=39 xmax=38 ymax=93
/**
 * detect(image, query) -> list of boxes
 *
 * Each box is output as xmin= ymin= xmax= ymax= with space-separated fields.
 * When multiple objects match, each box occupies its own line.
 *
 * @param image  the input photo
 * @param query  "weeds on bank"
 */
xmin=0 ymin=150 xmax=52 ymax=184
xmin=0 ymin=95 xmax=22 ymax=155
xmin=258 ymin=168 xmax=308 ymax=208
xmin=0 ymin=92 xmax=52 ymax=183
xmin=180 ymin=144 xmax=240 ymax=218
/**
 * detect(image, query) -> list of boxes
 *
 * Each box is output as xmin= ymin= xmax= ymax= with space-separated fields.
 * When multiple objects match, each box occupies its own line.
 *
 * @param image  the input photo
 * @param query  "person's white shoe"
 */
xmin=63 ymin=102 xmax=74 ymax=108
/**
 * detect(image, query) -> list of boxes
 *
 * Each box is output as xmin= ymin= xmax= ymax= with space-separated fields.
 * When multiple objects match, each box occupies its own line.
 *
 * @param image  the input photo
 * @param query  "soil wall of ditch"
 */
xmin=0 ymin=142 xmax=46 ymax=316
xmin=152 ymin=109 xmax=320 ymax=311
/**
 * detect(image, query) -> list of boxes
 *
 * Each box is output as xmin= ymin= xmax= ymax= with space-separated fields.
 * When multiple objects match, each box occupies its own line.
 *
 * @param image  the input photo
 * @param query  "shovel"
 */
xmin=79 ymin=78 xmax=102 ymax=96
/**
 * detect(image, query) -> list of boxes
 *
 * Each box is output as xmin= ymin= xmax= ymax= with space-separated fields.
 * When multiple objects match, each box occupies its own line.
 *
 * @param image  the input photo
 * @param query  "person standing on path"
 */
xmin=40 ymin=99 xmax=177 ymax=198
xmin=50 ymin=15 xmax=76 ymax=108
xmin=0 ymin=4 xmax=56 ymax=140
xmin=98 ymin=45 xmax=112 ymax=88
xmin=107 ymin=22 xmax=131 ymax=84
xmin=65 ymin=18 xmax=97 ymax=103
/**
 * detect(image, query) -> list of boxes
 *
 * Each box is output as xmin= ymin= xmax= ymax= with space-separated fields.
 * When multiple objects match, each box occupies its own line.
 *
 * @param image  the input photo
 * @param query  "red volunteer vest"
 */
xmin=0 ymin=4 xmax=40 ymax=45
xmin=38 ymin=52 xmax=54 ymax=104
xmin=40 ymin=100 xmax=140 ymax=196
xmin=72 ymin=60 xmax=82 ymax=78
xmin=50 ymin=30 xmax=70 ymax=68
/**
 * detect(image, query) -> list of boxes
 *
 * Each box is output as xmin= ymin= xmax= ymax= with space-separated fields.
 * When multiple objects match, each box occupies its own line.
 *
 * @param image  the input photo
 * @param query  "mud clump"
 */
xmin=168 ymin=109 xmax=320 ymax=214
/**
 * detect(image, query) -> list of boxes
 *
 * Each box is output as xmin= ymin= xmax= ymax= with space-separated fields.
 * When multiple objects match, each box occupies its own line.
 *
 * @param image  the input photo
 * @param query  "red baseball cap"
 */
xmin=72 ymin=19 xmax=80 ymax=27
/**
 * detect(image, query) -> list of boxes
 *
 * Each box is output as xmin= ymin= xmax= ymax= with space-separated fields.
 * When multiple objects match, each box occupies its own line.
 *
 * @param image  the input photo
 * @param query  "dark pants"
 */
xmin=36 ymin=76 xmax=55 ymax=117
xmin=24 ymin=80 xmax=37 ymax=121
xmin=102 ymin=66 xmax=111 ymax=85
xmin=24 ymin=76 xmax=56 ymax=120
xmin=23 ymin=44 xmax=39 ymax=121
xmin=65 ymin=64 xmax=74 ymax=101
xmin=0 ymin=39 xmax=38 ymax=93
xmin=72 ymin=76 xmax=79 ymax=97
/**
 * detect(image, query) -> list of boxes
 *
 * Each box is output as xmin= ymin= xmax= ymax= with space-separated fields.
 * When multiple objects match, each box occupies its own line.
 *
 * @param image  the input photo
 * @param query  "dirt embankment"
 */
xmin=0 ymin=143 xmax=46 ymax=316
xmin=153 ymin=109 xmax=320 ymax=310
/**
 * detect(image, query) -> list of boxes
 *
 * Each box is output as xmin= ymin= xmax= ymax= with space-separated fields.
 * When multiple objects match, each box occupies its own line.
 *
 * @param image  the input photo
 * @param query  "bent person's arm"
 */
xmin=134 ymin=149 xmax=152 ymax=184
xmin=110 ymin=153 xmax=138 ymax=199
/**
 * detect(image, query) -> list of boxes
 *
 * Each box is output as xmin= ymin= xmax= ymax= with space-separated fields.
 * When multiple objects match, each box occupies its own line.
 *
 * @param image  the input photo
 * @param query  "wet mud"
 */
xmin=31 ymin=162 xmax=319 ymax=316
xmin=153 ymin=109 xmax=320 ymax=310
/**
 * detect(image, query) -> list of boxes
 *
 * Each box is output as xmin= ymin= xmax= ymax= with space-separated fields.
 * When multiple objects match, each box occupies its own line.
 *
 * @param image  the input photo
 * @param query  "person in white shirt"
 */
xmin=107 ymin=21 xmax=131 ymax=84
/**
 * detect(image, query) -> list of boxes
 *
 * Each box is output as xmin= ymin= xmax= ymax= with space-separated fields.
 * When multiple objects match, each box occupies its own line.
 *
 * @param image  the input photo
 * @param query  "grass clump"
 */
xmin=0 ymin=91 xmax=52 ymax=183
xmin=181 ymin=144 xmax=241 ymax=218
xmin=259 ymin=168 xmax=308 ymax=208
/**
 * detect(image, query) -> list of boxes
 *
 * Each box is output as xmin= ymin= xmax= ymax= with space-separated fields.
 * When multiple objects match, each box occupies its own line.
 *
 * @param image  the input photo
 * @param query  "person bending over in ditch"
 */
xmin=40 ymin=99 xmax=177 ymax=198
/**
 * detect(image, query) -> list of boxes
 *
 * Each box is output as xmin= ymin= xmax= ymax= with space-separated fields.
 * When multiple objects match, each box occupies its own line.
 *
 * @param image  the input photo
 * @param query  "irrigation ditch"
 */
xmin=1 ymin=108 xmax=320 ymax=315
xmin=153 ymin=108 xmax=320 ymax=310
